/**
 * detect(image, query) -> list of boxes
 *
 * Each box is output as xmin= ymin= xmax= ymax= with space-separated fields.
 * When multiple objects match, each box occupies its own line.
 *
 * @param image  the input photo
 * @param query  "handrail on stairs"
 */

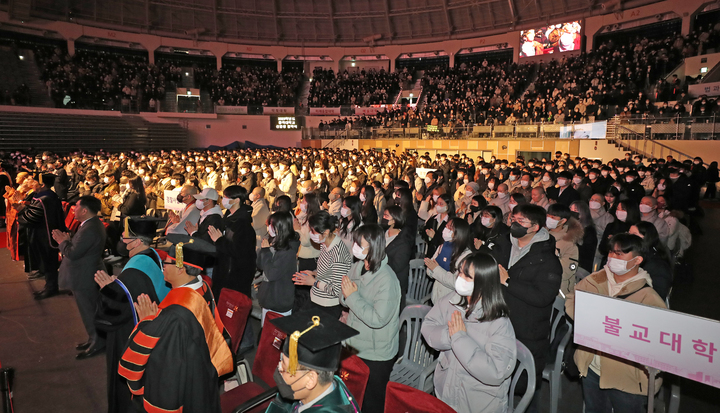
xmin=612 ymin=126 xmax=706 ymax=166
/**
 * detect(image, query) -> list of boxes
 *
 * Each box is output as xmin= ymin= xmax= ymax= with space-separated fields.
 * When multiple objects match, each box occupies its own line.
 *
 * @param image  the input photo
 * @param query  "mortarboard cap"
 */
xmin=270 ymin=309 xmax=359 ymax=374
xmin=123 ymin=216 xmax=163 ymax=240
xmin=166 ymin=234 xmax=216 ymax=270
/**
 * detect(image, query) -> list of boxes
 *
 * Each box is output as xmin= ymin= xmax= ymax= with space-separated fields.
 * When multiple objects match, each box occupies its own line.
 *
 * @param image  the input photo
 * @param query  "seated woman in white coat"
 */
xmin=421 ymin=252 xmax=517 ymax=413
xmin=424 ymin=217 xmax=473 ymax=305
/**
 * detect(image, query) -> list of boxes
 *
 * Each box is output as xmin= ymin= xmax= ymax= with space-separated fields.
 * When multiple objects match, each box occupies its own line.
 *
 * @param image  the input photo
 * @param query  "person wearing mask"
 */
xmin=540 ymin=171 xmax=555 ymax=191
xmin=639 ymin=167 xmax=656 ymax=195
xmin=598 ymin=200 xmax=640 ymax=264
xmin=482 ymin=177 xmax=499 ymax=203
xmin=205 ymin=162 xmax=222 ymax=192
xmin=256 ymin=211 xmax=300 ymax=325
xmin=371 ymin=181 xmax=386 ymax=223
xmin=530 ymin=186 xmax=550 ymax=210
xmin=548 ymin=171 xmax=580 ymax=206
xmin=416 ymin=171 xmax=439 ymax=203
xmin=359 ymin=185 xmax=379 ymax=225
xmin=293 ymin=192 xmax=322 ymax=310
xmin=639 ymin=196 xmax=669 ymax=246
xmin=504 ymin=193 xmax=528 ymax=226
xmin=277 ymin=160 xmax=298 ymax=203
xmin=338 ymin=195 xmax=363 ymax=252
xmin=589 ymin=194 xmax=614 ymax=247
xmin=472 ymin=205 xmax=509 ymax=252
xmin=293 ymin=211 xmax=352 ymax=319
xmin=249 ymin=186 xmax=271 ymax=249
xmin=341 ymin=224 xmax=401 ymax=413
xmin=421 ymin=193 xmax=454 ymax=259
xmin=238 ymin=161 xmax=257 ymax=193
xmin=207 ymin=185 xmax=256 ymax=299
xmin=572 ymin=170 xmax=593 ymax=202
xmin=629 ymin=222 xmax=673 ymax=301
xmin=587 ymin=168 xmax=609 ymax=196
xmin=546 ymin=203 xmax=583 ymax=296
xmin=261 ymin=167 xmax=281 ymax=206
xmin=165 ymin=185 xmax=201 ymax=235
xmin=327 ymin=187 xmax=344 ymax=218
xmin=651 ymin=177 xmax=672 ymax=199
xmin=490 ymin=183 xmax=511 ymax=216
xmin=98 ymin=171 xmax=120 ymax=219
xmin=383 ymin=205 xmax=412 ymax=311
xmin=566 ymin=234 xmax=665 ymax=413
xmin=463 ymin=193 xmax=487 ymax=225
xmin=422 ymin=252 xmax=517 ymax=413
xmin=185 ymin=188 xmax=225 ymax=275
xmin=490 ymin=204 xmax=562 ymax=410
xmin=623 ymin=171 xmax=645 ymax=205
xmin=512 ymin=172 xmax=534 ymax=200
xmin=424 ymin=217 xmax=473 ymax=304
xmin=418 ymin=187 xmax=445 ymax=221
xmin=667 ymin=166 xmax=694 ymax=213
xmin=570 ymin=201 xmax=598 ymax=279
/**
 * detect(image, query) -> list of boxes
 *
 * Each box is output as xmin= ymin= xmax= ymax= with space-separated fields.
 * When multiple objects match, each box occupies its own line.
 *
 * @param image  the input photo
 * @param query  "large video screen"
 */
xmin=519 ymin=21 xmax=582 ymax=57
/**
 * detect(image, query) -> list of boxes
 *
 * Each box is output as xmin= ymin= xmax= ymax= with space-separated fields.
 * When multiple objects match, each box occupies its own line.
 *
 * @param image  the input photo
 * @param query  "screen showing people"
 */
xmin=520 ymin=21 xmax=582 ymax=57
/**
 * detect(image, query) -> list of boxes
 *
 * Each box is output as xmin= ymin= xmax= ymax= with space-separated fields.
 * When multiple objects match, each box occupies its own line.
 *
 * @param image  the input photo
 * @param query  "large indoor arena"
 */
xmin=0 ymin=0 xmax=719 ymax=412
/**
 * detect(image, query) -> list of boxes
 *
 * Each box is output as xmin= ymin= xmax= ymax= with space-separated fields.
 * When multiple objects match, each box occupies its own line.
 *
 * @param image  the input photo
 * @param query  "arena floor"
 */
xmin=1 ymin=205 xmax=719 ymax=413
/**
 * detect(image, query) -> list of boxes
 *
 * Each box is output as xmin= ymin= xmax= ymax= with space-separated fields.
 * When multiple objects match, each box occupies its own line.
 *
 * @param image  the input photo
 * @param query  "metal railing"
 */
xmin=616 ymin=114 xmax=719 ymax=140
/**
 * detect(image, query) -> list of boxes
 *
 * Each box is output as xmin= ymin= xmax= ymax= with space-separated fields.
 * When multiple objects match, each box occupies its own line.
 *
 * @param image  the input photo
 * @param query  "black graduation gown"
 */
xmin=95 ymin=249 xmax=163 ymax=413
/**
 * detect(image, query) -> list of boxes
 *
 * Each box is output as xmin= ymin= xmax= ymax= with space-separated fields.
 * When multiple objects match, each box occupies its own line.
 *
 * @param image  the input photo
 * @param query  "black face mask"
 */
xmin=510 ymin=222 xmax=530 ymax=239
xmin=380 ymin=218 xmax=391 ymax=231
xmin=273 ymin=369 xmax=308 ymax=400
xmin=470 ymin=205 xmax=481 ymax=213
xmin=117 ymin=240 xmax=130 ymax=257
xmin=176 ymin=194 xmax=184 ymax=203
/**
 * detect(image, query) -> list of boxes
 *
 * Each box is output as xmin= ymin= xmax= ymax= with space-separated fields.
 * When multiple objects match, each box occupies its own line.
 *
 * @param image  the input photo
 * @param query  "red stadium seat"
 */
xmin=338 ymin=353 xmax=370 ymax=409
xmin=384 ymin=381 xmax=455 ymax=413
xmin=217 ymin=288 xmax=252 ymax=354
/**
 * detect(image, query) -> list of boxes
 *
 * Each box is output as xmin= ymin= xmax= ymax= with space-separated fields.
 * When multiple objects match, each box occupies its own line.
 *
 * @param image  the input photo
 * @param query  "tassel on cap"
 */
xmin=175 ymin=239 xmax=194 ymax=269
xmin=288 ymin=316 xmax=320 ymax=375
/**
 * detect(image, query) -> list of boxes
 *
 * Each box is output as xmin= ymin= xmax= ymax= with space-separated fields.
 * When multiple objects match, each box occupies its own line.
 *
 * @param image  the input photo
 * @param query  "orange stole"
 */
xmin=159 ymin=287 xmax=234 ymax=376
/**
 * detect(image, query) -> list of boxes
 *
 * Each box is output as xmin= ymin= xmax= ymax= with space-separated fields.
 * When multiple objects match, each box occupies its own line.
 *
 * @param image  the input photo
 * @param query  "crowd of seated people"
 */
xmin=196 ymin=65 xmax=302 ymax=107
xmin=308 ymin=67 xmax=410 ymax=107
xmin=5 ymin=144 xmax=710 ymax=412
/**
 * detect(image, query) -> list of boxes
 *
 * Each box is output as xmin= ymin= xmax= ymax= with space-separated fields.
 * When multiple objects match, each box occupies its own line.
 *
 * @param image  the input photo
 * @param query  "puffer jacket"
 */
xmin=566 ymin=268 xmax=666 ymax=395
xmin=342 ymin=257 xmax=401 ymax=361
xmin=428 ymin=245 xmax=472 ymax=305
xmin=422 ymin=291 xmax=517 ymax=413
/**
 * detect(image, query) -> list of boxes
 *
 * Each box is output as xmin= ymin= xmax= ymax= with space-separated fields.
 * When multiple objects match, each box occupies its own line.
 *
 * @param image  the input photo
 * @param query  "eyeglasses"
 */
xmin=277 ymin=360 xmax=308 ymax=375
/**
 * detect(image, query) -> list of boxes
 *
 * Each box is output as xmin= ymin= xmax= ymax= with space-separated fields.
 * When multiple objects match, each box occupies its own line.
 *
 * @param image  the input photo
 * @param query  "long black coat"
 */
xmin=386 ymin=229 xmax=413 ymax=310
xmin=490 ymin=232 xmax=562 ymax=373
xmin=211 ymin=205 xmax=257 ymax=299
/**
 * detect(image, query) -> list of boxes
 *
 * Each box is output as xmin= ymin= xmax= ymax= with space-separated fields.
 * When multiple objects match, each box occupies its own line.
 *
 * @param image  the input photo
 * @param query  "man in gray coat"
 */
xmin=53 ymin=196 xmax=108 ymax=360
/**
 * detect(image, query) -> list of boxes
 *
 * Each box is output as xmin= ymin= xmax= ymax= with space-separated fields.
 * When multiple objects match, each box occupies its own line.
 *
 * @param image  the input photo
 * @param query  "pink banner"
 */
xmin=353 ymin=106 xmax=387 ymax=116
xmin=262 ymin=107 xmax=295 ymax=115
xmin=309 ymin=107 xmax=342 ymax=116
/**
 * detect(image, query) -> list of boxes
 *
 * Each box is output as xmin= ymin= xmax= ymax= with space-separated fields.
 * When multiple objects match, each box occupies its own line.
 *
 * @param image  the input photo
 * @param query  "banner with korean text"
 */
xmin=574 ymin=291 xmax=720 ymax=388
xmin=215 ymin=106 xmax=249 ymax=115
xmin=163 ymin=189 xmax=185 ymax=212
xmin=262 ymin=107 xmax=296 ymax=115
xmin=309 ymin=107 xmax=342 ymax=116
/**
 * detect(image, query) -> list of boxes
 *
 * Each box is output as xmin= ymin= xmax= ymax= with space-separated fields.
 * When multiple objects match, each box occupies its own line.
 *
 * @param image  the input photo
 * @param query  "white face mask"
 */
xmin=310 ymin=232 xmax=324 ymax=244
xmin=481 ymin=216 xmax=492 ymax=228
xmin=573 ymin=177 xmax=582 ymax=185
xmin=509 ymin=202 xmax=517 ymax=209
xmin=103 ymin=177 xmax=109 ymax=184
xmin=341 ymin=207 xmax=351 ymax=218
xmin=384 ymin=178 xmax=391 ymax=185
xmin=436 ymin=204 xmax=448 ymax=214
xmin=557 ymin=178 xmax=567 ymax=187
xmin=171 ymin=179 xmax=178 ymax=186
xmin=206 ymin=168 xmax=212 ymax=173
xmin=546 ymin=217 xmax=560 ymax=229
xmin=639 ymin=204 xmax=653 ymax=214
xmin=589 ymin=201 xmax=602 ymax=210
xmin=657 ymin=184 xmax=666 ymax=191
xmin=607 ymin=257 xmax=638 ymax=276
xmin=601 ymin=171 xmax=609 ymax=177
xmin=222 ymin=197 xmax=234 ymax=209
xmin=359 ymin=194 xmax=366 ymax=202
xmin=424 ymin=177 xmax=432 ymax=185
xmin=442 ymin=227 xmax=453 ymax=242
xmin=589 ymin=174 xmax=597 ymax=180
xmin=455 ymin=276 xmax=474 ymax=296
xmin=626 ymin=177 xmax=635 ymax=183
xmin=521 ymin=180 xmax=529 ymax=188
xmin=352 ymin=243 xmax=368 ymax=260
xmin=195 ymin=199 xmax=206 ymax=210
xmin=542 ymin=176 xmax=551 ymax=182
xmin=267 ymin=225 xmax=276 ymax=238
xmin=497 ymin=192 xmax=508 ymax=199
xmin=616 ymin=210 xmax=628 ymax=222
xmin=487 ymin=183 xmax=495 ymax=190
xmin=509 ymin=176 xmax=517 ymax=181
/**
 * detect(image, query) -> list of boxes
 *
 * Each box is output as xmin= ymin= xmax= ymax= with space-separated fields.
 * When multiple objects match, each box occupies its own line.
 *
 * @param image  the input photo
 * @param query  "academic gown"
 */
xmin=118 ymin=287 xmax=233 ymax=413
xmin=266 ymin=377 xmax=360 ymax=413
xmin=95 ymin=249 xmax=165 ymax=413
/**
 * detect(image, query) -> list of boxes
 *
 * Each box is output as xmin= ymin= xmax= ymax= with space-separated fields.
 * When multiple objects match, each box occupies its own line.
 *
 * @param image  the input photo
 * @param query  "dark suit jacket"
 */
xmin=58 ymin=216 xmax=108 ymax=291
xmin=547 ymin=186 xmax=580 ymax=206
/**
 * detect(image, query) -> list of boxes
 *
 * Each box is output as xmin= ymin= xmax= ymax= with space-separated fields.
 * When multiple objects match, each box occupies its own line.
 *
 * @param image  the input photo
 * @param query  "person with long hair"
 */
xmin=472 ymin=205 xmax=509 ymax=252
xmin=599 ymin=200 xmax=640 ymax=264
xmin=383 ymin=205 xmax=412 ymax=310
xmin=393 ymin=187 xmax=418 ymax=240
xmin=256 ymin=211 xmax=300 ymax=325
xmin=425 ymin=217 xmax=472 ymax=304
xmin=629 ymin=222 xmax=673 ymax=300
xmin=207 ymin=185 xmax=256 ymax=299
xmin=338 ymin=195 xmax=363 ymax=252
xmin=421 ymin=193 xmax=454 ymax=258
xmin=359 ymin=184 xmax=379 ymax=224
xmin=570 ymin=200 xmax=598 ymax=279
xmin=293 ymin=211 xmax=352 ymax=318
xmin=341 ymin=224 xmax=401 ymax=413
xmin=703 ymin=161 xmax=719 ymax=199
xmin=422 ymin=252 xmax=517 ymax=413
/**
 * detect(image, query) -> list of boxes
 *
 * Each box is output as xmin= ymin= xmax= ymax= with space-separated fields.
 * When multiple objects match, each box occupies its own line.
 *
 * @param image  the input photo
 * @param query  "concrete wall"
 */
xmin=578 ymin=139 xmax=632 ymax=162
xmin=684 ymin=53 xmax=720 ymax=79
